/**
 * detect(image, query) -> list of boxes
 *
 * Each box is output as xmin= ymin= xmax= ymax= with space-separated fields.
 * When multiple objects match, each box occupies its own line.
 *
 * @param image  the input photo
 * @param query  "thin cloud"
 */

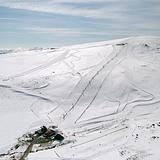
xmin=23 ymin=27 xmax=124 ymax=36
xmin=0 ymin=0 xmax=159 ymax=21
xmin=0 ymin=0 xmax=122 ymax=20
xmin=23 ymin=27 xmax=83 ymax=35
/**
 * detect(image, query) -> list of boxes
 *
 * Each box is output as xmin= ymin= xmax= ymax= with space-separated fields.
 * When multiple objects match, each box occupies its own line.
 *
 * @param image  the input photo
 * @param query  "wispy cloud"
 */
xmin=0 ymin=0 xmax=123 ymax=20
xmin=23 ymin=27 xmax=119 ymax=36
xmin=0 ymin=0 xmax=159 ymax=20
xmin=23 ymin=27 xmax=83 ymax=35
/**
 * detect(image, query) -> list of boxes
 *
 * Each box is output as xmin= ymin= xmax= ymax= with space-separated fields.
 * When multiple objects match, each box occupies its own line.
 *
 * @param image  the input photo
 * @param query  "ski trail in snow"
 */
xmin=62 ymin=44 xmax=128 ymax=124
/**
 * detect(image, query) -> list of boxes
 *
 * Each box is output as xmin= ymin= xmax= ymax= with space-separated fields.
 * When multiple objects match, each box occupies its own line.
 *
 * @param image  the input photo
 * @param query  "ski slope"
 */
xmin=0 ymin=36 xmax=160 ymax=160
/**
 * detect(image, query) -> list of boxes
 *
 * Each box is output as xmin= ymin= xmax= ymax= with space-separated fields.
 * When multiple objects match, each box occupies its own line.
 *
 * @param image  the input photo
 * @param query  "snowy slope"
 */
xmin=0 ymin=36 xmax=160 ymax=160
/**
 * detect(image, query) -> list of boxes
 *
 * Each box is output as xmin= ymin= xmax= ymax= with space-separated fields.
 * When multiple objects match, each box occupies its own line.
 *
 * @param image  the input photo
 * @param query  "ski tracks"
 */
xmin=63 ymin=44 xmax=128 ymax=124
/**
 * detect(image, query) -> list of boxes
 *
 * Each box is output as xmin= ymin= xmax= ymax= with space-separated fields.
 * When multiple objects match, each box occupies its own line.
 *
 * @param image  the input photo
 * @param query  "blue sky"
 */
xmin=0 ymin=0 xmax=160 ymax=48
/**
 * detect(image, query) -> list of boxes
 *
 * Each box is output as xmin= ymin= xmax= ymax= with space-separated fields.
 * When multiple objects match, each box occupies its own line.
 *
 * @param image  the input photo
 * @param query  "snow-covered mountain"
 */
xmin=0 ymin=36 xmax=160 ymax=160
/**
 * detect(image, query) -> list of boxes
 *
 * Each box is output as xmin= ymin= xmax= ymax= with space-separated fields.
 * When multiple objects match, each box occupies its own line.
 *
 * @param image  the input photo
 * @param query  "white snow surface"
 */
xmin=1 ymin=36 xmax=160 ymax=159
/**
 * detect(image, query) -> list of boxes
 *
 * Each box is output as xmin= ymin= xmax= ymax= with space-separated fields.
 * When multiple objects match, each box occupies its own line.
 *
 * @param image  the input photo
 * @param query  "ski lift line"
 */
xmin=74 ymin=122 xmax=120 ymax=135
xmin=67 ymin=62 xmax=105 ymax=98
xmin=71 ymin=50 xmax=123 ymax=123
xmin=71 ymin=126 xmax=128 ymax=148
xmin=66 ymin=46 xmax=117 ymax=111
xmin=64 ymin=45 xmax=123 ymax=118
xmin=67 ymin=45 xmax=115 ymax=94
xmin=79 ymin=118 xmax=115 ymax=127
xmin=74 ymin=53 xmax=127 ymax=123
xmin=73 ymin=45 xmax=131 ymax=123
